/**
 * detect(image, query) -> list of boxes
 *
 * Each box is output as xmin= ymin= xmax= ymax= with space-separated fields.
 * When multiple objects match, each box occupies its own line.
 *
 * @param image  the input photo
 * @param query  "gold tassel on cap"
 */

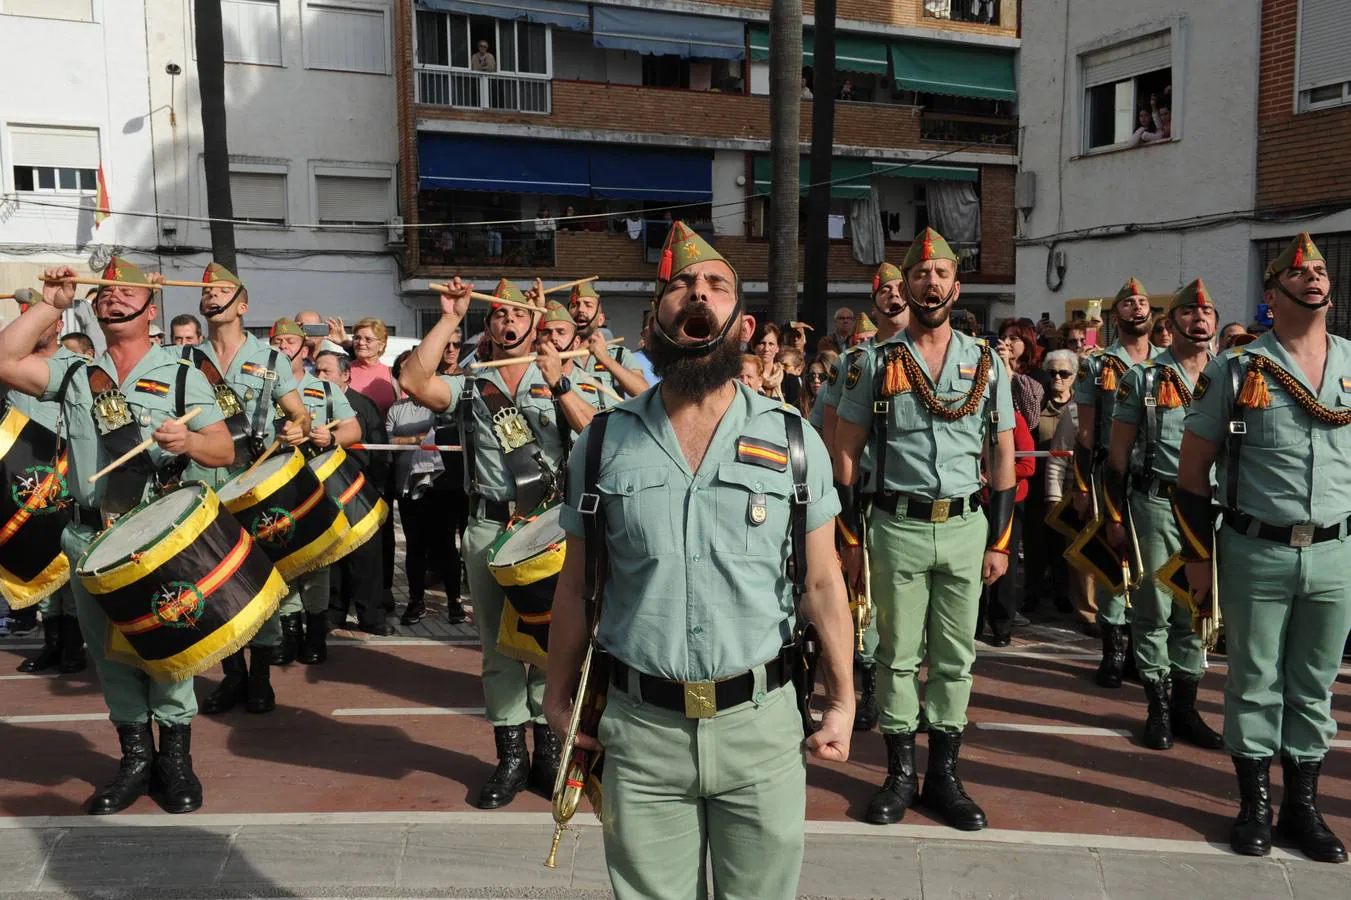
xmin=1238 ymin=366 xmax=1271 ymax=409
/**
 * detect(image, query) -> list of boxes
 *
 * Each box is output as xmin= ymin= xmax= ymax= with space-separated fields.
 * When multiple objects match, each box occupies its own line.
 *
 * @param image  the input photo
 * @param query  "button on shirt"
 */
xmin=560 ymin=383 xmax=839 ymax=683
xmin=1074 ymin=342 xmax=1160 ymax=449
xmin=39 ymin=345 xmax=224 ymax=509
xmin=1114 ymin=351 xmax=1206 ymax=482
xmin=837 ymin=330 xmax=1014 ymax=498
xmin=1185 ymin=332 xmax=1351 ymax=528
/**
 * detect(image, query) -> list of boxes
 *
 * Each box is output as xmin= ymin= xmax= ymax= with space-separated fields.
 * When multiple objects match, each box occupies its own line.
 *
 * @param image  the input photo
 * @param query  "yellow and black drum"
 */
xmin=0 ymin=407 xmax=72 ymax=609
xmin=307 ymin=446 xmax=388 ymax=567
xmin=488 ymin=501 xmax=565 ymax=668
xmin=77 ymin=482 xmax=287 ymax=682
xmin=216 ymin=449 xmax=348 ymax=582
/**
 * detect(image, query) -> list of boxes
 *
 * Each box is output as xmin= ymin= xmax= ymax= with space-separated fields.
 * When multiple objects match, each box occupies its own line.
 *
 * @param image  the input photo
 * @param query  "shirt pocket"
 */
xmin=597 ymin=466 xmax=675 ymax=555
xmin=1328 ymin=394 xmax=1351 ymax=450
xmin=711 ymin=461 xmax=792 ymax=558
xmin=888 ymin=392 xmax=929 ymax=433
xmin=1250 ymin=392 xmax=1307 ymax=450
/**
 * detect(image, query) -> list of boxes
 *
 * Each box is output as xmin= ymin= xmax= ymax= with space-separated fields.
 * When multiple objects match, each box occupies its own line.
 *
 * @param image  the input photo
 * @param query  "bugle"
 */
xmin=544 ymin=635 xmax=609 ymax=868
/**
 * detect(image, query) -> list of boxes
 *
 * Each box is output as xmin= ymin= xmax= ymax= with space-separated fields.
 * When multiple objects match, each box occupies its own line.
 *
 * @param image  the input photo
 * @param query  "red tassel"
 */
xmin=658 ymin=248 xmax=673 ymax=282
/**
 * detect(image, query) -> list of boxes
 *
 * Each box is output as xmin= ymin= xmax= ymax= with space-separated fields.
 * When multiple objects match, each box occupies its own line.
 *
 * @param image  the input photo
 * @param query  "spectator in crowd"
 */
xmin=996 ymin=318 xmax=1046 ymax=426
xmin=752 ymin=322 xmax=786 ymax=400
xmin=783 ymin=320 xmax=813 ymax=352
xmin=800 ymin=350 xmax=835 ymax=420
xmin=1035 ymin=314 xmax=1058 ymax=351
xmin=951 ymin=309 xmax=979 ymax=338
xmin=738 ymin=353 xmax=764 ymax=395
xmin=816 ymin=334 xmax=841 ymax=354
xmin=387 ymin=351 xmax=468 ymax=628
xmin=839 ymin=78 xmax=855 ymax=101
xmin=148 ymin=324 xmax=164 ymax=346
xmin=59 ymin=332 xmax=94 ymax=359
xmin=330 ymin=317 xmax=399 ymax=418
xmin=472 ymin=39 xmax=497 ymax=72
xmin=1150 ymin=314 xmax=1173 ymax=348
xmin=831 ymin=307 xmax=855 ymax=349
xmin=1045 ymin=399 xmax=1098 ymax=634
xmin=801 ymin=75 xmax=813 ymax=99
xmin=1219 ymin=321 xmax=1248 ymax=349
xmin=1023 ymin=349 xmax=1078 ymax=617
xmin=297 ymin=309 xmax=344 ymax=373
xmin=435 ymin=329 xmax=470 ymax=600
xmin=777 ymin=347 xmax=804 ymax=407
xmin=977 ymin=409 xmax=1036 ymax=645
xmin=170 ymin=314 xmax=203 ymax=346
xmin=1058 ymin=320 xmax=1089 ymax=356
xmin=558 ymin=205 xmax=578 ymax=231
xmin=533 ymin=207 xmax=556 ymax=257
xmin=629 ymin=310 xmax=658 ymax=387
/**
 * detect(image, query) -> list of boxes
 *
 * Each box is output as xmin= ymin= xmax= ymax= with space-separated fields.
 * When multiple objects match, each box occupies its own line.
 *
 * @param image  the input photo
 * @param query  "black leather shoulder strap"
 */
xmin=580 ymin=410 xmax=612 ymax=626
xmin=870 ymin=344 xmax=889 ymax=495
xmin=1224 ymin=354 xmax=1247 ymax=510
xmin=322 ymin=379 xmax=334 ymax=422
xmin=1140 ymin=365 xmax=1160 ymax=476
xmin=784 ymin=410 xmax=809 ymax=603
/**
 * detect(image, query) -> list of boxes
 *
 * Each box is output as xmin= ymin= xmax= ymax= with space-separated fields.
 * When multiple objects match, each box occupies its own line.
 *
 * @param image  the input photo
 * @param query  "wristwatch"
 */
xmin=549 ymin=376 xmax=571 ymax=398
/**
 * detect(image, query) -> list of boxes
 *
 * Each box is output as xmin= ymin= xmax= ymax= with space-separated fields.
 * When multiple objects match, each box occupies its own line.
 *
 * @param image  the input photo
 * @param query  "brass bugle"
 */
xmin=545 ymin=637 xmax=598 ymax=869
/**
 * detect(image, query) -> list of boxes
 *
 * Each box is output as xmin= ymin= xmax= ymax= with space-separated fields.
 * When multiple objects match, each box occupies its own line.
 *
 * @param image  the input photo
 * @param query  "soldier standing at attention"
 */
xmin=834 ymin=228 xmax=1016 ymax=830
xmin=544 ymin=221 xmax=853 ymax=900
xmin=1103 ymin=279 xmax=1224 ymax=752
xmin=567 ymin=281 xmax=649 ymax=401
xmin=1071 ymin=278 xmax=1158 ymax=687
xmin=1175 ymin=233 xmax=1350 ymax=863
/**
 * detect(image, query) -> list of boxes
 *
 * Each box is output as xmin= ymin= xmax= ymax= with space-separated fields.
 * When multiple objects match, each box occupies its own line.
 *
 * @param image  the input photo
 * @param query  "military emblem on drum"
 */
xmin=11 ymin=464 xmax=69 ymax=515
xmin=92 ymin=390 xmax=134 ymax=435
xmin=150 ymin=581 xmax=206 ymax=629
xmin=492 ymin=406 xmax=535 ymax=453
xmin=250 ymin=507 xmax=297 ymax=548
xmin=0 ymin=408 xmax=73 ymax=610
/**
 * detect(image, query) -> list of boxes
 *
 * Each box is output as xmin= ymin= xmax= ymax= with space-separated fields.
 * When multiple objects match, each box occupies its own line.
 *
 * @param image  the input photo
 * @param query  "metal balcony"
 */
xmin=415 ymin=67 xmax=552 ymax=114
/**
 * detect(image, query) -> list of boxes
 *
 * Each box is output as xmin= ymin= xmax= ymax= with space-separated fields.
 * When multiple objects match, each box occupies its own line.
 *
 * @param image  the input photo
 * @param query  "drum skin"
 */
xmin=219 ymin=449 xmax=348 ymax=582
xmin=307 ymin=446 xmax=388 ymax=568
xmin=0 ymin=407 xmax=72 ymax=609
xmin=488 ymin=502 xmax=565 ymax=668
xmin=77 ymin=483 xmax=287 ymax=683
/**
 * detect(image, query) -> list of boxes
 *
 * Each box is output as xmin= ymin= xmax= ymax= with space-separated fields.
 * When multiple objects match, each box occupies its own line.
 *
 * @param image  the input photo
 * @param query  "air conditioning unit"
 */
xmin=1015 ymin=172 xmax=1037 ymax=214
xmin=386 ymin=216 xmax=405 ymax=246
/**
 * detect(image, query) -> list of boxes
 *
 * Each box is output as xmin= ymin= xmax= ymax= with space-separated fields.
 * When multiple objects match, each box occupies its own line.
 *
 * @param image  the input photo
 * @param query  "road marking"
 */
xmin=331 ymin=706 xmax=486 ymax=718
xmin=0 ymin=673 xmax=55 ymax=681
xmin=977 ymin=722 xmax=1134 ymax=738
xmin=977 ymin=649 xmax=1100 ymax=661
xmin=327 ymin=637 xmax=480 ymax=647
xmin=0 ymin=642 xmax=43 ymax=651
xmin=0 ymin=713 xmax=106 ymax=724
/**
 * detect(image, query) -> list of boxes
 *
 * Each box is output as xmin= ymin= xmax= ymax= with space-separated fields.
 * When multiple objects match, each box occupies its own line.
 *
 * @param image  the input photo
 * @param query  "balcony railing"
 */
xmin=923 ymin=1 xmax=1000 ymax=26
xmin=921 ymin=112 xmax=1017 ymax=148
xmin=419 ymin=226 xmax=556 ymax=268
xmin=951 ymin=241 xmax=981 ymax=274
xmin=415 ymin=67 xmax=551 ymax=113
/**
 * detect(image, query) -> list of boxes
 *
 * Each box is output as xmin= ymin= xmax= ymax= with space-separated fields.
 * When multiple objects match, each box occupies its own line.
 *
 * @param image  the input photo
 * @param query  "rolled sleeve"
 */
xmin=801 ymin=424 xmax=841 ymax=531
xmin=1184 ymin=354 xmax=1232 ymax=444
xmin=835 ymin=352 xmax=876 ymax=427
xmin=271 ymin=364 xmax=299 ymax=402
xmin=436 ymin=373 xmax=466 ymax=414
xmin=39 ymin=353 xmax=83 ymax=402
xmin=1112 ymin=365 xmax=1146 ymax=426
xmin=182 ymin=368 xmax=225 ymax=429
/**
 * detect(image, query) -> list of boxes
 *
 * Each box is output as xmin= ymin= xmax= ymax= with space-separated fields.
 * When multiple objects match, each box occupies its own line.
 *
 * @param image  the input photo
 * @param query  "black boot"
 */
xmin=246 ymin=646 xmax=276 ymax=713
xmin=88 ymin=723 xmax=154 ymax=815
xmin=476 ymin=725 xmax=530 ymax=809
xmin=299 ymin=612 xmax=328 ymax=664
xmin=865 ymin=732 xmax=918 ymax=824
xmin=529 ymin=722 xmax=562 ymax=796
xmin=17 ymin=615 xmax=62 ymax=673
xmin=151 ymin=723 xmax=203 ymax=814
xmin=1230 ymin=756 xmax=1273 ymax=856
xmin=1122 ymin=631 xmax=1141 ymax=684
xmin=919 ymin=728 xmax=987 ymax=831
xmin=1142 ymin=676 xmax=1173 ymax=750
xmin=59 ymin=616 xmax=86 ymax=674
xmin=273 ymin=613 xmax=301 ymax=666
xmin=1169 ymin=675 xmax=1223 ymax=750
xmin=854 ymin=664 xmax=879 ymax=732
xmin=1276 ymin=755 xmax=1348 ymax=863
xmin=200 ymin=651 xmax=248 ymax=714
xmin=1095 ymin=623 xmax=1127 ymax=688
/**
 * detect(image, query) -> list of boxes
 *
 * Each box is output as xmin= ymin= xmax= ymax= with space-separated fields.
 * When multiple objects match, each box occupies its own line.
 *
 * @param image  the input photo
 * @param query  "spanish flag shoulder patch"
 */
xmin=240 ymin=361 xmax=276 ymax=380
xmin=529 ymin=385 xmax=552 ymax=399
xmin=1340 ymin=376 xmax=1351 ymax=392
xmin=736 ymin=436 xmax=788 ymax=471
xmin=134 ymin=379 xmax=170 ymax=396
xmin=303 ymin=387 xmax=326 ymax=400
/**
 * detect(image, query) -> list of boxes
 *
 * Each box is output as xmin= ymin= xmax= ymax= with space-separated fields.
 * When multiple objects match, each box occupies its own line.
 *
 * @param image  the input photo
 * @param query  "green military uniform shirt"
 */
xmin=296 ymin=373 xmax=356 ymax=427
xmin=816 ymin=341 xmax=877 ymax=475
xmin=1185 ymin=332 xmax=1351 ymax=528
xmin=578 ymin=344 xmax=642 ymax=406
xmin=438 ymin=362 xmax=600 ymax=503
xmin=837 ymin=329 xmax=1014 ymax=498
xmin=39 ymin=345 xmax=225 ymax=509
xmin=561 ymin=383 xmax=839 ymax=682
xmin=7 ymin=347 xmax=82 ymax=434
xmin=1112 ymin=350 xmax=1208 ymax=482
xmin=1074 ymin=342 xmax=1161 ymax=449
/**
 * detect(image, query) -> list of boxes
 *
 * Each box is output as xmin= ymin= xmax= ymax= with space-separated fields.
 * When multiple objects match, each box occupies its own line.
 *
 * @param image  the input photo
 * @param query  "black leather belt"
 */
xmin=75 ymin=505 xmax=105 ymax=532
xmin=1223 ymin=510 xmax=1351 ymax=548
xmin=471 ymin=496 xmax=513 ymax=523
xmin=1131 ymin=475 xmax=1176 ymax=499
xmin=873 ymin=491 xmax=980 ymax=523
xmin=608 ymin=649 xmax=790 ymax=718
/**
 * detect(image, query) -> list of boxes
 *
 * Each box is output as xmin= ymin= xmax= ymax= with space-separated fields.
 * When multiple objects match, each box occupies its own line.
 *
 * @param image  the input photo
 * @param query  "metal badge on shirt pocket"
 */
xmin=748 ymin=492 xmax=768 ymax=526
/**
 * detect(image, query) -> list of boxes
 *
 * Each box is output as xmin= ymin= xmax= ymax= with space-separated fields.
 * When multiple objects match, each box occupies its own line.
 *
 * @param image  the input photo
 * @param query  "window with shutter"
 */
xmin=221 ymin=0 xmax=283 ymax=66
xmin=1080 ymin=31 xmax=1173 ymax=152
xmin=304 ymin=2 xmax=389 ymax=74
xmin=2 ymin=0 xmax=93 ymax=21
xmin=230 ymin=171 xmax=287 ymax=224
xmin=315 ymin=174 xmax=391 ymax=224
xmin=9 ymin=125 xmax=100 ymax=194
xmin=1297 ymin=0 xmax=1351 ymax=111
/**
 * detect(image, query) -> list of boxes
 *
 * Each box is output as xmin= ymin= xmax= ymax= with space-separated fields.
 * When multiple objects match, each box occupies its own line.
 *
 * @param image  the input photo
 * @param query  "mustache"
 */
xmin=674 ymin=302 xmax=718 ymax=338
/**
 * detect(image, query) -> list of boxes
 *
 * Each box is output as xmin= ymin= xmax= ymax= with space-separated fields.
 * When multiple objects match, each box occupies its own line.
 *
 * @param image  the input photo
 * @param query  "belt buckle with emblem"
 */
xmin=1289 ymin=523 xmax=1315 ymax=548
xmin=683 ymin=681 xmax=717 ymax=718
xmin=491 ymin=407 xmax=534 ymax=452
xmin=929 ymin=498 xmax=951 ymax=524
xmin=92 ymin=390 xmax=133 ymax=435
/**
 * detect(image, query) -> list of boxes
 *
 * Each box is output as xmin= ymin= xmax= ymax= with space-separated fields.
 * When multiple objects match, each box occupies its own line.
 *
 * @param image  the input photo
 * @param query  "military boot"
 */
xmin=151 ymin=723 xmax=203 ymax=814
xmin=529 ymin=722 xmax=562 ymax=797
xmin=273 ymin=613 xmax=302 ymax=666
xmin=17 ymin=616 xmax=62 ymax=673
xmin=246 ymin=646 xmax=276 ymax=713
xmin=854 ymin=663 xmax=879 ymax=732
xmin=476 ymin=725 xmax=530 ymax=809
xmin=88 ymin=723 xmax=155 ymax=815
xmin=59 ymin=616 xmax=86 ymax=674
xmin=1169 ymin=675 xmax=1223 ymax=750
xmin=1276 ymin=755 xmax=1347 ymax=863
xmin=865 ymin=732 xmax=918 ymax=824
xmin=299 ymin=612 xmax=328 ymax=664
xmin=1230 ymin=756 xmax=1273 ymax=857
xmin=919 ymin=728 xmax=987 ymax=831
xmin=1095 ymin=623 xmax=1127 ymax=688
xmin=200 ymin=651 xmax=248 ymax=714
xmin=1141 ymin=676 xmax=1173 ymax=750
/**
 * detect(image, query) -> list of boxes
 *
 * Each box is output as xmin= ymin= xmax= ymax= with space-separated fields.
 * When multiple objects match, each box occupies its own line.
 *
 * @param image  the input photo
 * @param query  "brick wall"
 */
xmin=1256 ymin=0 xmax=1351 ymax=211
xmin=980 ymin=165 xmax=1014 ymax=280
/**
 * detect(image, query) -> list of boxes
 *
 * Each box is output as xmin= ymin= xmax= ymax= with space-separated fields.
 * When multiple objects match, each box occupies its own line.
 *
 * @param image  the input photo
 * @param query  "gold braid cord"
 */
xmin=889 ymin=345 xmax=991 ymax=419
xmin=1155 ymin=365 xmax=1192 ymax=409
xmin=1248 ymin=354 xmax=1351 ymax=426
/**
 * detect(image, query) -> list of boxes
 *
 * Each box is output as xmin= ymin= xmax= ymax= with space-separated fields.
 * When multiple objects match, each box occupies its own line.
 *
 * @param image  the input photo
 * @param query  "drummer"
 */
xmin=11 ymin=314 xmax=87 ymax=676
xmin=399 ymin=276 xmax=598 ymax=811
xmin=186 ymin=263 xmax=310 ymax=715
xmin=268 ymin=317 xmax=361 ymax=666
xmin=532 ymin=295 xmax=606 ymax=429
xmin=0 ymin=259 xmax=233 ymax=816
xmin=567 ymin=281 xmax=649 ymax=400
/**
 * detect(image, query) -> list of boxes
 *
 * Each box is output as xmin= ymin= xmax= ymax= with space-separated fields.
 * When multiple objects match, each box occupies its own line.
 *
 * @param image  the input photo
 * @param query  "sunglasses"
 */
xmin=1049 ymin=369 xmax=1076 ymax=379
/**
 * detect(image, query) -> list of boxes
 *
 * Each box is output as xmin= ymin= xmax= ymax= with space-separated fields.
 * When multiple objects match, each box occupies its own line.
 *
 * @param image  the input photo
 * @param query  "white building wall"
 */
xmin=1016 ymin=0 xmax=1263 ymax=324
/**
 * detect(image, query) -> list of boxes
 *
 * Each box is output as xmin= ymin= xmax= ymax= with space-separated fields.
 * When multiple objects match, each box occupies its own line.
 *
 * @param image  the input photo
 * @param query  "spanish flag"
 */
xmin=94 ymin=165 xmax=110 ymax=229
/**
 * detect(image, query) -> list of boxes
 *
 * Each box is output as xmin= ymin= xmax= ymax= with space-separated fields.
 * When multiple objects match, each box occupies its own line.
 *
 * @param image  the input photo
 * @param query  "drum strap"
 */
xmin=178 ymin=345 xmax=253 ymax=468
xmin=52 ymin=359 xmax=85 ymax=450
xmin=784 ymin=411 xmax=809 ymax=603
xmin=870 ymin=344 xmax=888 ymax=495
xmin=475 ymin=378 xmax=553 ymax=512
xmin=322 ymin=380 xmax=335 ymax=423
xmin=579 ymin=410 xmax=612 ymax=626
xmin=86 ymin=366 xmax=156 ymax=519
xmin=249 ymin=349 xmax=282 ymax=448
xmin=1140 ymin=365 xmax=1160 ymax=478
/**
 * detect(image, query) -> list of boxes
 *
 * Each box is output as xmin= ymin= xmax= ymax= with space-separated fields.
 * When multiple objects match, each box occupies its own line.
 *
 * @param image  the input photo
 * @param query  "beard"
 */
xmin=1118 ymin=315 xmax=1153 ymax=338
xmin=909 ymin=300 xmax=952 ymax=329
xmin=648 ymin=313 xmax=744 ymax=399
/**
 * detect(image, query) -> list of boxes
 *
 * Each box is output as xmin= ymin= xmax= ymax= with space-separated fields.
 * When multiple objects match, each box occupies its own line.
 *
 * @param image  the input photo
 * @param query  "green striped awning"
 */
xmin=748 ymin=26 xmax=889 ymax=75
xmin=751 ymin=155 xmax=872 ymax=200
xmin=870 ymin=161 xmax=980 ymax=183
xmin=889 ymin=41 xmax=1017 ymax=102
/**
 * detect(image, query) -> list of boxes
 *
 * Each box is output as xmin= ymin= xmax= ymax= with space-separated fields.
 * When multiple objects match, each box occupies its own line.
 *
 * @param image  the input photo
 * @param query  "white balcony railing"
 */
xmin=415 ymin=67 xmax=551 ymax=114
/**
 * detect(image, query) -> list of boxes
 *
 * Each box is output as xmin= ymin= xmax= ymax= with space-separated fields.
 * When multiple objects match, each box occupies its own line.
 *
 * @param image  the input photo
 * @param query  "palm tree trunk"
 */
xmin=195 ymin=0 xmax=237 ymax=271
xmin=803 ymin=0 xmax=837 ymax=341
xmin=767 ymin=0 xmax=803 ymax=325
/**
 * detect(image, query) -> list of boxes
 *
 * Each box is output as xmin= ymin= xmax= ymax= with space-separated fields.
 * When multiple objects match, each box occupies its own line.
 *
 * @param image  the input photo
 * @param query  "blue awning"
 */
xmin=592 ymin=7 xmax=745 ymax=60
xmin=415 ymin=0 xmax=590 ymax=31
xmin=418 ymin=134 xmax=591 ymax=195
xmin=589 ymin=147 xmax=712 ymax=201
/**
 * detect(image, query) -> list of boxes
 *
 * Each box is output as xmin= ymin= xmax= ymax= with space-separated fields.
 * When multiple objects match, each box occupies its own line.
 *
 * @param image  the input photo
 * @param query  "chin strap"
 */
xmin=1274 ymin=280 xmax=1333 ymax=310
xmin=1102 ymin=464 xmax=1128 ymax=525
xmin=95 ymin=293 xmax=156 ymax=325
xmin=202 ymin=285 xmax=245 ymax=319
xmin=649 ymin=295 xmax=744 ymax=359
xmin=1171 ymin=486 xmax=1215 ymax=562
xmin=835 ymin=480 xmax=862 ymax=548
xmin=985 ymin=485 xmax=1016 ymax=554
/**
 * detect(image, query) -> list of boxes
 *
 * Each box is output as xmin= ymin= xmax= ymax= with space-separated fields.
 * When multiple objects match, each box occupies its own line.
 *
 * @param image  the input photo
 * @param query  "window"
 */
xmin=414 ymin=11 xmax=549 ymax=76
xmin=230 ymin=170 xmax=287 ymax=225
xmin=9 ymin=125 xmax=99 ymax=194
xmin=221 ymin=0 xmax=282 ymax=66
xmin=315 ymin=170 xmax=392 ymax=224
xmin=923 ymin=0 xmax=1000 ymax=27
xmin=304 ymin=2 xmax=389 ymax=74
xmin=1 ymin=0 xmax=93 ymax=22
xmin=1297 ymin=0 xmax=1351 ymax=111
xmin=1081 ymin=31 xmax=1172 ymax=151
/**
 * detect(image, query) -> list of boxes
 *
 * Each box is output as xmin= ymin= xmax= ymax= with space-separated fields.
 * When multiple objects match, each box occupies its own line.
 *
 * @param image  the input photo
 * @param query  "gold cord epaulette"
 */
xmin=1155 ymin=365 xmax=1191 ymax=409
xmin=882 ymin=344 xmax=991 ymax=420
xmin=1239 ymin=354 xmax=1351 ymax=425
xmin=1099 ymin=355 xmax=1128 ymax=392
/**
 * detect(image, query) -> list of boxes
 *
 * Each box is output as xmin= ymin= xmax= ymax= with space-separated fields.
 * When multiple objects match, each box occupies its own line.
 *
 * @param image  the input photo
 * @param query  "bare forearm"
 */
xmin=801 ymin=575 xmax=854 ymax=706
xmin=1107 ymin=421 xmax=1137 ymax=475
xmin=558 ymin=393 xmax=596 ymax=433
xmin=333 ymin=419 xmax=361 ymax=447
xmin=544 ymin=548 xmax=590 ymax=707
xmin=1075 ymin=403 xmax=1096 ymax=450
xmin=0 ymin=304 xmax=62 ymax=396
xmin=404 ymin=313 xmax=460 ymax=396
xmin=1176 ymin=432 xmax=1218 ymax=498
xmin=186 ymin=424 xmax=234 ymax=467
xmin=989 ymin=430 xmax=1016 ymax=491
xmin=603 ymin=363 xmax=648 ymax=397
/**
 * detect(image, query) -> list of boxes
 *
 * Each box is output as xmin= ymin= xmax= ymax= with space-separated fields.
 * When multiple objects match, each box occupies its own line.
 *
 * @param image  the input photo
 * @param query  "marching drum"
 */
xmin=307 ymin=446 xmax=388 ymax=568
xmin=0 ymin=407 xmax=72 ymax=609
xmin=77 ymin=482 xmax=287 ymax=682
xmin=217 ymin=449 xmax=348 ymax=582
xmin=488 ymin=501 xmax=565 ymax=668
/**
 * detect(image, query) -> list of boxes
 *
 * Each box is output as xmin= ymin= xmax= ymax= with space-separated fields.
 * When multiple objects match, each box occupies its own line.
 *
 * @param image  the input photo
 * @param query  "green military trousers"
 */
xmin=1218 ymin=526 xmax=1351 ymax=761
xmin=36 ymin=585 xmax=77 ymax=619
xmin=463 ymin=515 xmax=545 ymax=727
xmin=856 ymin=604 xmax=879 ymax=666
xmin=62 ymin=524 xmax=197 ymax=727
xmin=1128 ymin=492 xmax=1204 ymax=682
xmin=868 ymin=507 xmax=985 ymax=733
xmin=1096 ymin=586 xmax=1129 ymax=626
xmin=278 ymin=567 xmax=332 ymax=616
xmin=597 ymin=679 xmax=806 ymax=900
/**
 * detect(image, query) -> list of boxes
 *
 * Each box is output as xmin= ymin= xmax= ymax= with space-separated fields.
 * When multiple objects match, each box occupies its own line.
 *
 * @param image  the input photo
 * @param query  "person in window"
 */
xmin=1130 ymin=107 xmax=1155 ymax=145
xmin=801 ymin=76 xmax=813 ymax=100
xmin=472 ymin=39 xmax=496 ymax=72
xmin=558 ymin=205 xmax=577 ymax=231
xmin=533 ymin=207 xmax=555 ymax=258
xmin=838 ymin=79 xmax=855 ymax=101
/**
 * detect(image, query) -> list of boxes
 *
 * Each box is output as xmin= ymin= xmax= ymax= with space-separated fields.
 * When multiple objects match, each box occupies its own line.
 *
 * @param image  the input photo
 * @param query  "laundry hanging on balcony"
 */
xmin=591 ymin=7 xmax=745 ymax=60
xmin=418 ymin=134 xmax=591 ymax=195
xmin=416 ymin=0 xmax=590 ymax=31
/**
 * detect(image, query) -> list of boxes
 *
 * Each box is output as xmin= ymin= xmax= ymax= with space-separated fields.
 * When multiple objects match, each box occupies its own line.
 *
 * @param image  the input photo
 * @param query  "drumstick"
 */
xmin=244 ymin=438 xmax=283 ymax=476
xmin=86 ymin=407 xmax=203 ymax=484
xmin=1015 ymin=450 xmax=1072 ymax=458
xmin=470 ymin=338 xmax=625 ymax=371
xmin=349 ymin=443 xmax=464 ymax=452
xmin=541 ymin=276 xmax=599 ymax=296
xmin=427 ymin=284 xmax=543 ymax=314
xmin=160 ymin=280 xmax=218 ymax=288
xmin=40 ymin=277 xmax=166 ymax=290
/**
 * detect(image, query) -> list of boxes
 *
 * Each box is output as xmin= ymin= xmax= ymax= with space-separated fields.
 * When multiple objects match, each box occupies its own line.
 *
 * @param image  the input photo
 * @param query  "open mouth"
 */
xmin=504 ymin=329 xmax=519 ymax=343
xmin=681 ymin=312 xmax=713 ymax=340
xmin=1303 ymin=288 xmax=1326 ymax=299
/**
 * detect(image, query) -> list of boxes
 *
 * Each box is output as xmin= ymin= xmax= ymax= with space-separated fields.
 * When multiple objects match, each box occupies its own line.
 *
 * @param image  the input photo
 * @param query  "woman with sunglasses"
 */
xmin=1023 ymin=349 xmax=1080 ymax=618
xmin=801 ymin=350 xmax=837 ymax=422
